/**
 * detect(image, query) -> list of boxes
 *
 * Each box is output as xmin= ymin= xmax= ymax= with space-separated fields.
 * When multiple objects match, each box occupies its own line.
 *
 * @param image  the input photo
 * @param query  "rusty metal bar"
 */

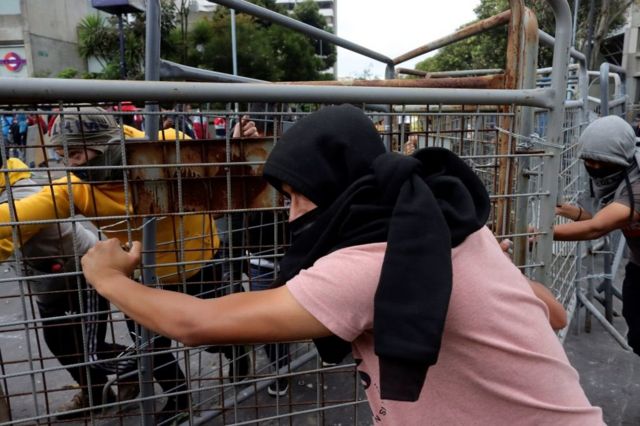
xmin=283 ymin=75 xmax=505 ymax=89
xmin=396 ymin=68 xmax=429 ymax=77
xmin=493 ymin=1 xmax=526 ymax=237
xmin=396 ymin=68 xmax=504 ymax=78
xmin=513 ymin=8 xmax=540 ymax=267
xmin=393 ymin=10 xmax=512 ymax=65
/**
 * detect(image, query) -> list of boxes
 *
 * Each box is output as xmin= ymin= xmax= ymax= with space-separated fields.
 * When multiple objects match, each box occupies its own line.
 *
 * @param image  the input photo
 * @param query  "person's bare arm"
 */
xmin=555 ymin=203 xmax=592 ymax=221
xmin=499 ymin=239 xmax=567 ymax=330
xmin=0 ymin=178 xmax=74 ymax=239
xmin=528 ymin=279 xmax=567 ymax=330
xmin=554 ymin=201 xmax=637 ymax=241
xmin=82 ymin=239 xmax=331 ymax=346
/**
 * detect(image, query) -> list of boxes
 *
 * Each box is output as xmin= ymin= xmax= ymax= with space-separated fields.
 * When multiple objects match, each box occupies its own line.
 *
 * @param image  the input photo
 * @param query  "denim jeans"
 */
xmin=250 ymin=262 xmax=290 ymax=369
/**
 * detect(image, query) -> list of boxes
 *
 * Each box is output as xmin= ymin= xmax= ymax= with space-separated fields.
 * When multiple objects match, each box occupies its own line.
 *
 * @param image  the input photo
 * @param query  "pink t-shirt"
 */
xmin=287 ymin=227 xmax=603 ymax=426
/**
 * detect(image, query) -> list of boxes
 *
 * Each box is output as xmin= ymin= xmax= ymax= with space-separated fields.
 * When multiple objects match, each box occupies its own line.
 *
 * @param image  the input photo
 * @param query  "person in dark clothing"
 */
xmin=632 ymin=115 xmax=640 ymax=138
xmin=555 ymin=115 xmax=640 ymax=356
xmin=0 ymin=158 xmax=137 ymax=419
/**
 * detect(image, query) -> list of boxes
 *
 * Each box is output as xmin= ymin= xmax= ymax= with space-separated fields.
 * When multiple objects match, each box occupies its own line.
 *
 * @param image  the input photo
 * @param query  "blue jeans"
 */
xmin=250 ymin=262 xmax=290 ymax=369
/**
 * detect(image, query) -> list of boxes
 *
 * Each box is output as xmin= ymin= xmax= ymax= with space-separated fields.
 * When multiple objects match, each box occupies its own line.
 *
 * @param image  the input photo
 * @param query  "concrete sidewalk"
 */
xmin=564 ymin=301 xmax=640 ymax=425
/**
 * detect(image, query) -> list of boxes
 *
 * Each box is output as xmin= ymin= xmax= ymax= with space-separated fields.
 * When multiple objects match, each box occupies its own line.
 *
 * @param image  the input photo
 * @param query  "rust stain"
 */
xmin=127 ymin=137 xmax=279 ymax=215
xmin=494 ymin=0 xmax=525 ymax=237
xmin=392 ymin=10 xmax=512 ymax=65
xmin=284 ymin=75 xmax=505 ymax=89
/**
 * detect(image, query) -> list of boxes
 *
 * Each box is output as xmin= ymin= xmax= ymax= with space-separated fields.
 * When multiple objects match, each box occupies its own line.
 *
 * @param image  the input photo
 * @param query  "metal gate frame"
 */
xmin=0 ymin=1 xmax=594 ymax=425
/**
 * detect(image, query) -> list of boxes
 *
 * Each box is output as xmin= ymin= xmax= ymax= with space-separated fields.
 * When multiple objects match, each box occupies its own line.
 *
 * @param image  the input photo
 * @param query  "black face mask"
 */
xmin=66 ymin=145 xmax=124 ymax=182
xmin=71 ymin=168 xmax=90 ymax=181
xmin=585 ymin=163 xmax=629 ymax=203
xmin=289 ymin=208 xmax=323 ymax=242
xmin=585 ymin=164 xmax=625 ymax=179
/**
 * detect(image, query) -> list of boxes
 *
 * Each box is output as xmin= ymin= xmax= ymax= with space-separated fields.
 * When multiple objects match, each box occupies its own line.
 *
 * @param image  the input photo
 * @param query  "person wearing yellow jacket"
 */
xmin=0 ymin=107 xmax=254 ymax=422
xmin=0 ymin=158 xmax=141 ymax=417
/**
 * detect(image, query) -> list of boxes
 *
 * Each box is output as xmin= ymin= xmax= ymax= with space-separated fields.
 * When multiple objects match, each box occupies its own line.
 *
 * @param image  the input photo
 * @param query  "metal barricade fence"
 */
xmin=0 ymin=100 xmax=563 ymax=425
xmin=572 ymin=62 xmax=631 ymax=348
xmin=0 ymin=0 xmax=603 ymax=424
xmin=0 ymin=97 xmax=576 ymax=425
xmin=0 ymin=105 xmax=376 ymax=426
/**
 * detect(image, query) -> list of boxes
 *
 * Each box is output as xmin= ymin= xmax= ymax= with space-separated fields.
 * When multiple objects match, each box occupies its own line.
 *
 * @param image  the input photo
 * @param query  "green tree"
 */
xmin=175 ymin=10 xmax=279 ymax=80
xmin=57 ymin=68 xmax=80 ymax=79
xmin=291 ymin=0 xmax=337 ymax=72
xmin=416 ymin=0 xmax=632 ymax=73
xmin=169 ymin=0 xmax=335 ymax=81
xmin=77 ymin=14 xmax=119 ymax=70
xmin=76 ymin=1 xmax=177 ymax=79
xmin=79 ymin=0 xmax=334 ymax=81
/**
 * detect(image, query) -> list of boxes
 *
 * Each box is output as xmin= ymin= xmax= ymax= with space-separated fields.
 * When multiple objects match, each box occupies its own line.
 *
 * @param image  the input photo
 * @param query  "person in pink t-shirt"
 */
xmin=81 ymin=105 xmax=603 ymax=425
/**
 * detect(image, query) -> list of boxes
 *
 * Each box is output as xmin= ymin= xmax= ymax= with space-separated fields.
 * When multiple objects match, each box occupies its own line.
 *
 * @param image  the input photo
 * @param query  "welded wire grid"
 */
xmin=0 ymin=102 xmax=591 ymax=425
xmin=0 ymin=105 xmax=371 ymax=426
xmin=392 ymin=102 xmax=592 ymax=322
xmin=388 ymin=106 xmax=551 ymax=269
xmin=548 ymin=106 xmax=585 ymax=310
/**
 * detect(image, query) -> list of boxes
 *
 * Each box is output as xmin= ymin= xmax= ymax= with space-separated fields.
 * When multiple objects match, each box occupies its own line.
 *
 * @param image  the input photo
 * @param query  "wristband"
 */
xmin=575 ymin=206 xmax=583 ymax=221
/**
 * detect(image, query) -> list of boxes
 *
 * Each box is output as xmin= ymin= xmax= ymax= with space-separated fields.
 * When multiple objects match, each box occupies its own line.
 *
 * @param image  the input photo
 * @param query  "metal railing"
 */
xmin=0 ymin=0 xmax=628 ymax=424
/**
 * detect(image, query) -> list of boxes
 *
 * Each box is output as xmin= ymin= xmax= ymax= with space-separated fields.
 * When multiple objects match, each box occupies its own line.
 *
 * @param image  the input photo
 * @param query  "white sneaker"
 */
xmin=267 ymin=378 xmax=289 ymax=397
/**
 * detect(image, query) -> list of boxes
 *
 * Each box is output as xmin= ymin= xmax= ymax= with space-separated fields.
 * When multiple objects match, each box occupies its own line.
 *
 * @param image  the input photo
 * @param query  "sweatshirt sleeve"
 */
xmin=0 ymin=238 xmax=13 ymax=261
xmin=0 ymin=176 xmax=74 ymax=239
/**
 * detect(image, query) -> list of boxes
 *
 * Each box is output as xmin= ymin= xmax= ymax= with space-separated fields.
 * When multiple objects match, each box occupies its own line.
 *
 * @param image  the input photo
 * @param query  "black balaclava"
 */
xmin=49 ymin=107 xmax=124 ymax=182
xmin=73 ymin=142 xmax=124 ymax=182
xmin=263 ymin=105 xmax=490 ymax=402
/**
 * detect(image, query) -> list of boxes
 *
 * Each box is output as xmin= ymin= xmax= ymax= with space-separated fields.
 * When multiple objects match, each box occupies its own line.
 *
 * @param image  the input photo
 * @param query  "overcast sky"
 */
xmin=336 ymin=1 xmax=480 ymax=79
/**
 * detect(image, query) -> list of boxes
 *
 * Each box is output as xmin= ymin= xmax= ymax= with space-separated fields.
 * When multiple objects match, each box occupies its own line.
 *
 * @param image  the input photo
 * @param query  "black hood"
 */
xmin=263 ymin=104 xmax=385 ymax=207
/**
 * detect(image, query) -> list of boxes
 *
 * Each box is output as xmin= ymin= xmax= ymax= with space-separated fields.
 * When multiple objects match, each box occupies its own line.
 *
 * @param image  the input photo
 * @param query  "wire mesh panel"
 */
xmin=0 ymin=105 xmax=379 ymax=426
xmin=385 ymin=106 xmax=551 ymax=267
xmin=0 ymin=91 xmax=594 ymax=425
xmin=547 ymin=106 xmax=586 ymax=317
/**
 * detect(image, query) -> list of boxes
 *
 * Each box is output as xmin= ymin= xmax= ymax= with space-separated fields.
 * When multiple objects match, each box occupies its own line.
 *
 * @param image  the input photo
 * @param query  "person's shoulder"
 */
xmin=615 ymin=178 xmax=640 ymax=205
xmin=452 ymin=226 xmax=495 ymax=257
xmin=451 ymin=226 xmax=526 ymax=281
xmin=321 ymin=243 xmax=386 ymax=266
xmin=295 ymin=242 xmax=386 ymax=286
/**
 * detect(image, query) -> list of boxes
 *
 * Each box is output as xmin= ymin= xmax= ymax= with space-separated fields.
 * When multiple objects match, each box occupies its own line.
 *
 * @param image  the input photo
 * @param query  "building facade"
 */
xmin=0 ymin=0 xmax=92 ymax=79
xmin=622 ymin=3 xmax=640 ymax=106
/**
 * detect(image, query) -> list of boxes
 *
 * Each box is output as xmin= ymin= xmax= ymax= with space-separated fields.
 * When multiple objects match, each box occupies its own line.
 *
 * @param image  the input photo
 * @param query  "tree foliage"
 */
xmin=77 ymin=0 xmax=178 ymax=79
xmin=166 ymin=0 xmax=335 ymax=81
xmin=77 ymin=0 xmax=335 ymax=81
xmin=416 ymin=0 xmax=633 ymax=73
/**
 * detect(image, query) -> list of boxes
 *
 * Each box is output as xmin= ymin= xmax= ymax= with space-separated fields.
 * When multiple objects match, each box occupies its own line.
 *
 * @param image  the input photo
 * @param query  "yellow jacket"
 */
xmin=0 ymin=158 xmax=35 ymax=259
xmin=123 ymin=125 xmax=188 ymax=140
xmin=0 ymin=130 xmax=220 ymax=284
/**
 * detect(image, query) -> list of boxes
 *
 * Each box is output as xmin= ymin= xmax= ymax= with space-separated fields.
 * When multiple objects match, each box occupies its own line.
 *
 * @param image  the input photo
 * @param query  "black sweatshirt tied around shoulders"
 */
xmin=263 ymin=104 xmax=490 ymax=402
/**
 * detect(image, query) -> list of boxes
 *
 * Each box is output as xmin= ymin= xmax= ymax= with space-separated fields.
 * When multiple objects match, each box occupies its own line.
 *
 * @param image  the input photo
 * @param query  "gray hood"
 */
xmin=579 ymin=115 xmax=636 ymax=167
